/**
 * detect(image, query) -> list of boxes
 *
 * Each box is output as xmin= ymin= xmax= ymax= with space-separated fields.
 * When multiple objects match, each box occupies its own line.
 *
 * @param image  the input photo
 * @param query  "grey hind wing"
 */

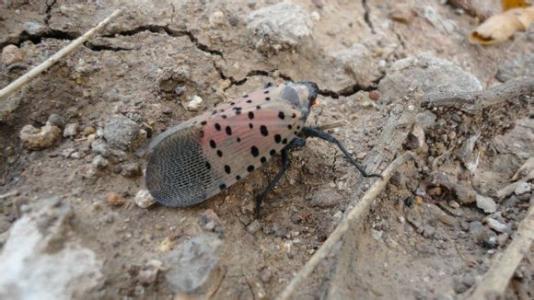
xmin=145 ymin=126 xmax=213 ymax=207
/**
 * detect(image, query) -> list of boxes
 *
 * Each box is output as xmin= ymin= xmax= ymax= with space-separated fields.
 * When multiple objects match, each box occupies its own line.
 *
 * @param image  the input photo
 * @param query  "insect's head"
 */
xmin=280 ymin=81 xmax=319 ymax=119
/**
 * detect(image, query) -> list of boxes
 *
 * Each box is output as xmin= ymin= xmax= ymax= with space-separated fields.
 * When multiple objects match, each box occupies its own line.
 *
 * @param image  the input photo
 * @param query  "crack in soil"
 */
xmin=362 ymin=0 xmax=376 ymax=34
xmin=216 ymin=63 xmax=385 ymax=98
xmin=103 ymin=25 xmax=224 ymax=57
xmin=44 ymin=0 xmax=57 ymax=26
xmin=0 ymin=29 xmax=79 ymax=49
xmin=84 ymin=43 xmax=132 ymax=52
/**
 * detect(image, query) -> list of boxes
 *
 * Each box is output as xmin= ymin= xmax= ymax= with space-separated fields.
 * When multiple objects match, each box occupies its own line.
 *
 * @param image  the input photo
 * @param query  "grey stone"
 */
xmin=247 ymin=2 xmax=313 ymax=54
xmin=246 ymin=220 xmax=262 ymax=234
xmin=496 ymin=54 xmax=534 ymax=82
xmin=0 ymin=198 xmax=103 ymax=300
xmin=486 ymin=218 xmax=509 ymax=233
xmin=91 ymin=139 xmax=110 ymax=157
xmin=103 ymin=115 xmax=144 ymax=151
xmin=453 ymin=273 xmax=475 ymax=294
xmin=379 ymin=53 xmax=482 ymax=104
xmin=120 ymin=161 xmax=142 ymax=177
xmin=92 ymin=155 xmax=109 ymax=169
xmin=137 ymin=259 xmax=163 ymax=285
xmin=165 ymin=234 xmax=222 ymax=294
xmin=23 ymin=21 xmax=47 ymax=35
xmin=47 ymin=114 xmax=65 ymax=128
xmin=328 ymin=43 xmax=382 ymax=88
xmin=476 ymin=194 xmax=497 ymax=214
xmin=63 ymin=123 xmax=79 ymax=138
xmin=514 ymin=181 xmax=531 ymax=195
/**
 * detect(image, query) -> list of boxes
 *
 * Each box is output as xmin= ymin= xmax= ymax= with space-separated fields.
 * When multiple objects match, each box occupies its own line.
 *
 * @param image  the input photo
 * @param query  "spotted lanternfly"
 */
xmin=146 ymin=81 xmax=381 ymax=215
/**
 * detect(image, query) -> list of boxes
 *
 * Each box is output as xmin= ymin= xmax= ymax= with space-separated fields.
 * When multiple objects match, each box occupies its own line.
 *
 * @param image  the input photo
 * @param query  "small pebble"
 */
xmin=106 ymin=192 xmax=126 ymax=206
xmin=185 ymin=95 xmax=203 ymax=111
xmin=1 ymin=44 xmax=24 ymax=65
xmin=137 ymin=259 xmax=164 ymax=285
xmin=246 ymin=220 xmax=262 ymax=234
xmin=368 ymin=90 xmax=381 ymax=101
xmin=63 ymin=123 xmax=79 ymax=138
xmin=476 ymin=194 xmax=497 ymax=214
xmin=209 ymin=11 xmax=226 ymax=27
xmin=134 ymin=189 xmax=156 ymax=208
xmin=120 ymin=161 xmax=142 ymax=177
xmin=259 ymin=267 xmax=272 ymax=283
xmin=198 ymin=209 xmax=224 ymax=236
xmin=19 ymin=122 xmax=62 ymax=150
xmin=514 ymin=182 xmax=531 ymax=195
xmin=82 ymin=126 xmax=96 ymax=136
xmin=91 ymin=139 xmax=110 ymax=157
xmin=47 ymin=114 xmax=65 ymax=128
xmin=92 ymin=155 xmax=109 ymax=169
xmin=486 ymin=218 xmax=509 ymax=233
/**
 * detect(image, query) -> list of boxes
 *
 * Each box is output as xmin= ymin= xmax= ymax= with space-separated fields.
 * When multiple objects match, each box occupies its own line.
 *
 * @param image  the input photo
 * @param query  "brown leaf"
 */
xmin=469 ymin=6 xmax=534 ymax=45
xmin=502 ymin=0 xmax=531 ymax=11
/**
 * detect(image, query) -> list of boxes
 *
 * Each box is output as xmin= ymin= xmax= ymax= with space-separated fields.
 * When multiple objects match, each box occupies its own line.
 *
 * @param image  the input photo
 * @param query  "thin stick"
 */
xmin=316 ymin=121 xmax=345 ymax=131
xmin=0 ymin=9 xmax=122 ymax=101
xmin=277 ymin=152 xmax=414 ymax=300
xmin=422 ymin=77 xmax=534 ymax=113
xmin=467 ymin=204 xmax=534 ymax=299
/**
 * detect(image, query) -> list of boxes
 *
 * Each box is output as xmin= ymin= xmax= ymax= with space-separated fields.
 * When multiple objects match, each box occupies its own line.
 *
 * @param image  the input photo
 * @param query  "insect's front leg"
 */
xmin=255 ymin=137 xmax=306 ymax=218
xmin=301 ymin=127 xmax=382 ymax=178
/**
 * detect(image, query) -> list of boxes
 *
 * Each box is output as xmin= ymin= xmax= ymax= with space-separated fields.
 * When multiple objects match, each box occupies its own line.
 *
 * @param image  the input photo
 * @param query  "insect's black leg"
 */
xmin=255 ymin=138 xmax=305 ymax=218
xmin=301 ymin=127 xmax=382 ymax=178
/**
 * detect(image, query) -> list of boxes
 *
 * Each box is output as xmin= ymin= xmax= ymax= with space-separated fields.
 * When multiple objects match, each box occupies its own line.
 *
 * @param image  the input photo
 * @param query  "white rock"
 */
xmin=63 ymin=123 xmax=78 ymax=138
xmin=165 ymin=234 xmax=222 ymax=293
xmin=134 ymin=189 xmax=156 ymax=208
xmin=209 ymin=11 xmax=226 ymax=27
xmin=514 ymin=181 xmax=531 ymax=195
xmin=311 ymin=11 xmax=321 ymax=21
xmin=1 ymin=44 xmax=23 ymax=65
xmin=476 ymin=194 xmax=497 ymax=214
xmin=0 ymin=198 xmax=102 ymax=300
xmin=186 ymin=95 xmax=203 ymax=111
xmin=486 ymin=218 xmax=509 ymax=233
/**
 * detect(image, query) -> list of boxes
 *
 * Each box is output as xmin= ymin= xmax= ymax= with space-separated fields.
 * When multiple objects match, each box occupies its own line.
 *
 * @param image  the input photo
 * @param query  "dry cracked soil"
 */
xmin=0 ymin=0 xmax=533 ymax=299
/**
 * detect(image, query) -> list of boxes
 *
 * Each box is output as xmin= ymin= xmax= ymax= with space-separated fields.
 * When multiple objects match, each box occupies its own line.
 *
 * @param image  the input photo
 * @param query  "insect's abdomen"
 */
xmin=146 ymin=127 xmax=214 ymax=207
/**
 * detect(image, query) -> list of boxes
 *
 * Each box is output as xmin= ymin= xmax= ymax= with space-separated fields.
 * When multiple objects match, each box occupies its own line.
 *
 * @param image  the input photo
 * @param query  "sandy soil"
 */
xmin=0 ymin=1 xmax=533 ymax=299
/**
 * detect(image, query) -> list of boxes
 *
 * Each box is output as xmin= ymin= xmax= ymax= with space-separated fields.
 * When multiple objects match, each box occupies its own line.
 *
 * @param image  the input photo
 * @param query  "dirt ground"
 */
xmin=0 ymin=0 xmax=533 ymax=299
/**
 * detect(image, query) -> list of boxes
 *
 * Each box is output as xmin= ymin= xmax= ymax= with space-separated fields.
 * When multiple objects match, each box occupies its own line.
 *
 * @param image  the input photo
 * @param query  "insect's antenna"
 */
xmin=301 ymin=127 xmax=382 ymax=178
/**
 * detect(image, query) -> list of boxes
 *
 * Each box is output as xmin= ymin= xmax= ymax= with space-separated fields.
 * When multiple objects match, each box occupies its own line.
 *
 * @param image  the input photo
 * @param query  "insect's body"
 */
xmin=146 ymin=82 xmax=318 ymax=207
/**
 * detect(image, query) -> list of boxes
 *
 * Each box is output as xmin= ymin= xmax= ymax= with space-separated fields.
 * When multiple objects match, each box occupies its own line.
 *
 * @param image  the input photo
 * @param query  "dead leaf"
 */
xmin=502 ymin=0 xmax=531 ymax=11
xmin=469 ymin=6 xmax=534 ymax=45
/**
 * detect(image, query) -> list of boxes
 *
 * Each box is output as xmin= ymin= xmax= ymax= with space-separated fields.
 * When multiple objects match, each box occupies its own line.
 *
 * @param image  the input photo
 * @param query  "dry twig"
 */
xmin=0 ymin=9 xmax=122 ymax=101
xmin=467 ymin=204 xmax=534 ymax=299
xmin=422 ymin=77 xmax=534 ymax=113
xmin=277 ymin=152 xmax=415 ymax=300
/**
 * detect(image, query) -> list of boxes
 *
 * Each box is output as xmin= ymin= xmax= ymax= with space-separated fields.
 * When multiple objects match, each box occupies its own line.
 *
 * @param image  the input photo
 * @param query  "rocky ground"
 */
xmin=0 ymin=0 xmax=533 ymax=299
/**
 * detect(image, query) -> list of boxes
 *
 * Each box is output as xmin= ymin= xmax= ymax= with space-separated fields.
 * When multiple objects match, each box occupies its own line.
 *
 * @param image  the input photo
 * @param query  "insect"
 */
xmin=145 ymin=81 xmax=381 ymax=216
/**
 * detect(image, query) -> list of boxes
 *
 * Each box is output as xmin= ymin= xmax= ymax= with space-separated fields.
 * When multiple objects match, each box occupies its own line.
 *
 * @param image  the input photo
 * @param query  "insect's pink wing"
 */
xmin=146 ymin=83 xmax=306 ymax=207
xmin=199 ymin=85 xmax=305 ymax=194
